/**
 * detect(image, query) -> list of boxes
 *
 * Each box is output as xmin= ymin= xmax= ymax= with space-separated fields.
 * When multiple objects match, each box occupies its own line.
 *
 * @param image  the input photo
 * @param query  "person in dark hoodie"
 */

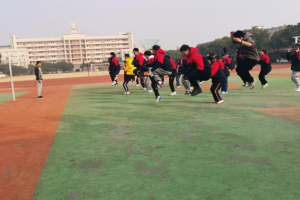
xmin=258 ymin=50 xmax=272 ymax=89
xmin=207 ymin=56 xmax=226 ymax=104
xmin=149 ymin=45 xmax=173 ymax=88
xmin=108 ymin=52 xmax=121 ymax=86
xmin=132 ymin=48 xmax=147 ymax=90
xmin=165 ymin=55 xmax=177 ymax=96
xmin=230 ymin=30 xmax=259 ymax=89
xmin=286 ymin=43 xmax=300 ymax=91
xmin=180 ymin=45 xmax=211 ymax=96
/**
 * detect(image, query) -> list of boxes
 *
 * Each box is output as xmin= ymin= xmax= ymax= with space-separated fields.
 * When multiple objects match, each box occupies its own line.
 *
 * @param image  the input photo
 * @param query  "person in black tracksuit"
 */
xmin=132 ymin=48 xmax=147 ymax=89
xmin=258 ymin=50 xmax=272 ymax=89
xmin=108 ymin=52 xmax=121 ymax=86
xmin=216 ymin=56 xmax=230 ymax=94
xmin=207 ymin=56 xmax=226 ymax=104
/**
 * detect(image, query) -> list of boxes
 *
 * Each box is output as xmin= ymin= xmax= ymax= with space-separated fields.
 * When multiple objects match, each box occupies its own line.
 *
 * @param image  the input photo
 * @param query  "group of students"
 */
xmin=106 ymin=30 xmax=300 ymax=103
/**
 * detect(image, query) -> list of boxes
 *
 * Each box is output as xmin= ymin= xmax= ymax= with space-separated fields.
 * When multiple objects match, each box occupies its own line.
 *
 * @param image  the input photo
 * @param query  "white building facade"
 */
xmin=0 ymin=23 xmax=135 ymax=68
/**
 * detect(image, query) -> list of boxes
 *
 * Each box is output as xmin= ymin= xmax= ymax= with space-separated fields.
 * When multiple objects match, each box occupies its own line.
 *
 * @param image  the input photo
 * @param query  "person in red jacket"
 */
xmin=180 ymin=45 xmax=211 ymax=96
xmin=108 ymin=52 xmax=121 ymax=86
xmin=258 ymin=50 xmax=272 ymax=89
xmin=132 ymin=48 xmax=147 ymax=90
xmin=145 ymin=51 xmax=162 ymax=102
xmin=149 ymin=45 xmax=173 ymax=88
xmin=207 ymin=56 xmax=226 ymax=104
xmin=165 ymin=55 xmax=177 ymax=96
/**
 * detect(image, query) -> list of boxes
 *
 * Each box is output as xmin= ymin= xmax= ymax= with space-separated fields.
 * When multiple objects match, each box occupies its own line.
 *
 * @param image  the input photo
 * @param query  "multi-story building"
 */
xmin=0 ymin=23 xmax=135 ymax=68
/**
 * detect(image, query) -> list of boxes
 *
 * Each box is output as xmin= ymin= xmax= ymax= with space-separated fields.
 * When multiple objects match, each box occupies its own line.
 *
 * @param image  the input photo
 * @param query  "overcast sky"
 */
xmin=1 ymin=0 xmax=299 ymax=49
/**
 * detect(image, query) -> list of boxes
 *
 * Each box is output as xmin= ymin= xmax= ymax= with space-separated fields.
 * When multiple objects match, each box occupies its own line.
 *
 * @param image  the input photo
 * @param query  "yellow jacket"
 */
xmin=124 ymin=57 xmax=136 ymax=75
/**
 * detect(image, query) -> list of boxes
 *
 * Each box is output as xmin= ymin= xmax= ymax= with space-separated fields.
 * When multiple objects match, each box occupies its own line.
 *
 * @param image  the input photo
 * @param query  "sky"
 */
xmin=1 ymin=0 xmax=299 ymax=49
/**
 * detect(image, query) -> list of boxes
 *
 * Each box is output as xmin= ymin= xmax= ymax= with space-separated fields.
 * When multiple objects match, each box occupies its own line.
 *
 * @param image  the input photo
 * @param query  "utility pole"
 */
xmin=8 ymin=55 xmax=15 ymax=102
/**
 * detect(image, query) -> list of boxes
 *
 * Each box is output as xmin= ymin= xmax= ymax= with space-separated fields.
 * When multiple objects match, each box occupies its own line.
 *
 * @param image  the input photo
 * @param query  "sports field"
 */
xmin=1 ymin=64 xmax=300 ymax=200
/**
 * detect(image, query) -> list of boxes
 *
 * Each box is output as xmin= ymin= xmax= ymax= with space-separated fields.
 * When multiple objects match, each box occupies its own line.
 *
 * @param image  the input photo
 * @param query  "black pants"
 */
xmin=237 ymin=58 xmax=258 ymax=83
xmin=259 ymin=69 xmax=271 ymax=85
xmin=235 ymin=66 xmax=246 ymax=84
xmin=150 ymin=76 xmax=160 ymax=97
xmin=136 ymin=77 xmax=145 ymax=88
xmin=210 ymin=81 xmax=224 ymax=102
xmin=110 ymin=72 xmax=118 ymax=83
xmin=187 ymin=69 xmax=210 ymax=89
xmin=123 ymin=75 xmax=135 ymax=92
xmin=133 ymin=67 xmax=148 ymax=78
xmin=169 ymin=76 xmax=175 ymax=92
xmin=161 ymin=75 xmax=165 ymax=83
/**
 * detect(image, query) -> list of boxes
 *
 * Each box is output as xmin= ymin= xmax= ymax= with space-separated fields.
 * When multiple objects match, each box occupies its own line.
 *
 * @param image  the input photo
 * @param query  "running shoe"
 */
xmin=261 ymin=83 xmax=268 ymax=89
xmin=191 ymin=87 xmax=203 ymax=96
xmin=158 ymin=82 xmax=164 ymax=88
xmin=176 ymin=86 xmax=181 ymax=88
xmin=221 ymin=91 xmax=228 ymax=94
xmin=155 ymin=96 xmax=162 ymax=103
xmin=38 ymin=96 xmax=44 ymax=99
xmin=141 ymin=88 xmax=147 ymax=90
xmin=112 ymin=81 xmax=116 ymax=86
xmin=248 ymin=79 xmax=257 ymax=89
xmin=147 ymin=90 xmax=153 ymax=93
xmin=115 ymin=82 xmax=118 ymax=86
xmin=136 ymin=84 xmax=140 ymax=87
xmin=124 ymin=92 xmax=130 ymax=95
xmin=295 ymin=86 xmax=300 ymax=92
xmin=216 ymin=100 xmax=224 ymax=104
xmin=186 ymin=91 xmax=192 ymax=95
xmin=169 ymin=92 xmax=176 ymax=96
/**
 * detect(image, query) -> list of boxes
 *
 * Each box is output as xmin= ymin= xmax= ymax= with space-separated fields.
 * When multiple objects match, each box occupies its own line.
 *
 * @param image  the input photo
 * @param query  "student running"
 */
xmin=145 ymin=51 xmax=162 ymax=102
xmin=231 ymin=30 xmax=259 ymax=89
xmin=165 ymin=55 xmax=177 ymax=96
xmin=207 ymin=55 xmax=227 ymax=104
xmin=123 ymin=54 xmax=136 ymax=95
xmin=181 ymin=55 xmax=192 ymax=95
xmin=180 ymin=45 xmax=211 ymax=96
xmin=258 ymin=50 xmax=272 ymax=89
xmin=108 ymin=52 xmax=121 ymax=86
xmin=148 ymin=45 xmax=173 ymax=88
xmin=132 ymin=48 xmax=147 ymax=90
xmin=143 ymin=51 xmax=154 ymax=93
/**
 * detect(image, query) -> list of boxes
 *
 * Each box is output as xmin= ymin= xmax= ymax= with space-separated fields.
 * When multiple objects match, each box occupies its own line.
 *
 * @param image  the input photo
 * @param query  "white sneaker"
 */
xmin=221 ymin=91 xmax=227 ymax=94
xmin=141 ymin=88 xmax=147 ymax=90
xmin=147 ymin=90 xmax=153 ymax=93
xmin=190 ymin=87 xmax=193 ymax=90
xmin=170 ymin=92 xmax=177 ymax=96
xmin=295 ymin=86 xmax=300 ymax=92
xmin=200 ymin=81 xmax=203 ymax=84
xmin=156 ymin=96 xmax=162 ymax=103
xmin=124 ymin=92 xmax=130 ymax=95
xmin=248 ymin=79 xmax=257 ymax=89
xmin=136 ymin=84 xmax=140 ymax=87
xmin=261 ymin=83 xmax=268 ymax=89
xmin=216 ymin=100 xmax=224 ymax=104
xmin=177 ymin=86 xmax=181 ymax=88
xmin=112 ymin=81 xmax=116 ymax=86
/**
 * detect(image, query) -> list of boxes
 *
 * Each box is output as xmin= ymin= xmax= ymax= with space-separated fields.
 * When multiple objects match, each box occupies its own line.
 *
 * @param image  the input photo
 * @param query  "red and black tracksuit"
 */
xmin=109 ymin=56 xmax=121 ymax=83
xmin=184 ymin=47 xmax=211 ymax=90
xmin=148 ymin=58 xmax=160 ymax=98
xmin=210 ymin=61 xmax=226 ymax=102
xmin=258 ymin=54 xmax=272 ymax=85
xmin=132 ymin=53 xmax=148 ymax=78
xmin=286 ymin=51 xmax=300 ymax=71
